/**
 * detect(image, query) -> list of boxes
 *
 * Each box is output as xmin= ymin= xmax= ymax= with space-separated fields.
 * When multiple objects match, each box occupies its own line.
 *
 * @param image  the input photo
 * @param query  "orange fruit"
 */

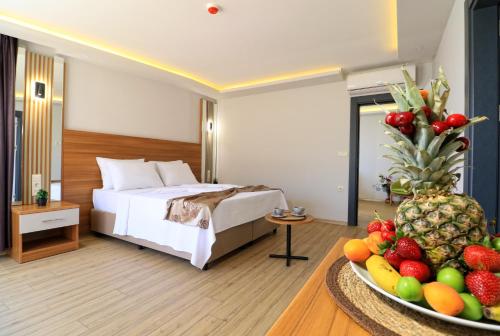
xmin=420 ymin=89 xmax=429 ymax=101
xmin=366 ymin=231 xmax=384 ymax=254
xmin=423 ymin=282 xmax=464 ymax=316
xmin=344 ymin=239 xmax=371 ymax=262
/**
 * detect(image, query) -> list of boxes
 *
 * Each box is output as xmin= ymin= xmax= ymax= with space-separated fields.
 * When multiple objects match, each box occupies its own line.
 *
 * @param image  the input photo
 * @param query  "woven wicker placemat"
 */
xmin=325 ymin=257 xmax=496 ymax=336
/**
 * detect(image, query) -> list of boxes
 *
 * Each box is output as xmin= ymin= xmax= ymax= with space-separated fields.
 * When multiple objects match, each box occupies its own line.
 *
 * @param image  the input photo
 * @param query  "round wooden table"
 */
xmin=265 ymin=213 xmax=314 ymax=267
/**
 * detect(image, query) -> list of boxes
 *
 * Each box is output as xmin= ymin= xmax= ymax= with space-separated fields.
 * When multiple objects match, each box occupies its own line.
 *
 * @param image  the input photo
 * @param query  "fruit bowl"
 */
xmin=350 ymin=261 xmax=500 ymax=332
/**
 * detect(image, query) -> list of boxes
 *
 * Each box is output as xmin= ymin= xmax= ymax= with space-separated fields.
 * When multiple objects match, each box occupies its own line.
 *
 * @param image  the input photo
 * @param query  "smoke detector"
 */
xmin=207 ymin=3 xmax=221 ymax=15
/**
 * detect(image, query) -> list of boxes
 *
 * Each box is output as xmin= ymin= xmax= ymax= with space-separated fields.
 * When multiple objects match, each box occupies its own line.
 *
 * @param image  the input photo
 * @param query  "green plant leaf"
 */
xmin=438 ymin=141 xmax=463 ymax=158
xmin=388 ymin=84 xmax=410 ymax=111
xmin=382 ymin=122 xmax=416 ymax=150
xmin=415 ymin=124 xmax=434 ymax=151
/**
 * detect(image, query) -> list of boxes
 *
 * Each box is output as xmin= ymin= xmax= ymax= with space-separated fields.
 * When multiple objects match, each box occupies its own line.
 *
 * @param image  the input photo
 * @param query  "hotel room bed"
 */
xmin=91 ymin=184 xmax=287 ymax=269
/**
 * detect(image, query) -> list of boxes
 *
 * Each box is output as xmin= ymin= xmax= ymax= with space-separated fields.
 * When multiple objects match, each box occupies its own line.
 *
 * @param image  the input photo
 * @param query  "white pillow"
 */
xmin=106 ymin=161 xmax=164 ymax=191
xmin=96 ymin=157 xmax=144 ymax=189
xmin=150 ymin=160 xmax=183 ymax=165
xmin=158 ymin=163 xmax=199 ymax=186
xmin=153 ymin=160 xmax=184 ymax=184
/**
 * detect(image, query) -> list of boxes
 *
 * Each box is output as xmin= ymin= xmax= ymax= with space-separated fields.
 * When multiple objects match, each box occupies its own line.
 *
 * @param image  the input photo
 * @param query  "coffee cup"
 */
xmin=273 ymin=208 xmax=285 ymax=216
xmin=292 ymin=206 xmax=305 ymax=216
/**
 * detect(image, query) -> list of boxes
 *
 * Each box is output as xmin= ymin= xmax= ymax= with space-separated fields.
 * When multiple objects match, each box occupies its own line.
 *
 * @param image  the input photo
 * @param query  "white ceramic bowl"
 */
xmin=349 ymin=261 xmax=500 ymax=332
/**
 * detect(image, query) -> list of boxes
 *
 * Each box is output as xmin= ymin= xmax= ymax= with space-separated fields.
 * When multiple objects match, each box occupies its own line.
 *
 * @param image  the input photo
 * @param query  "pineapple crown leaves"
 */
xmin=382 ymin=66 xmax=488 ymax=194
xmin=429 ymin=66 xmax=450 ymax=118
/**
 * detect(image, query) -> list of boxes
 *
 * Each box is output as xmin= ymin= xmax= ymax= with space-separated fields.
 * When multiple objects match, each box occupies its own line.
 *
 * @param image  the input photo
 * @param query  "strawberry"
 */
xmin=465 ymin=271 xmax=500 ymax=306
xmin=367 ymin=220 xmax=382 ymax=234
xmin=381 ymin=219 xmax=395 ymax=232
xmin=463 ymin=245 xmax=500 ymax=272
xmin=400 ymin=260 xmax=431 ymax=282
xmin=395 ymin=237 xmax=422 ymax=260
xmin=384 ymin=248 xmax=404 ymax=269
xmin=381 ymin=230 xmax=396 ymax=242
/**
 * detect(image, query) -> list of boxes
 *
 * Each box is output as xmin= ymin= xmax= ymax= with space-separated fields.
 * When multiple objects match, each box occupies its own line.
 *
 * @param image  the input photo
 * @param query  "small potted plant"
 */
xmin=376 ymin=174 xmax=392 ymax=203
xmin=35 ymin=189 xmax=48 ymax=206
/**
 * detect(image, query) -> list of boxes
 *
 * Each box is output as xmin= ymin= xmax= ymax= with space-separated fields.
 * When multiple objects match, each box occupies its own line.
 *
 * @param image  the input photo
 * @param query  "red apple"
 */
xmin=446 ymin=114 xmax=468 ymax=127
xmin=421 ymin=106 xmax=432 ymax=119
xmin=399 ymin=124 xmax=415 ymax=135
xmin=385 ymin=112 xmax=398 ymax=127
xmin=456 ymin=137 xmax=470 ymax=152
xmin=396 ymin=112 xmax=415 ymax=126
xmin=431 ymin=121 xmax=450 ymax=135
xmin=381 ymin=219 xmax=395 ymax=231
xmin=381 ymin=230 xmax=396 ymax=242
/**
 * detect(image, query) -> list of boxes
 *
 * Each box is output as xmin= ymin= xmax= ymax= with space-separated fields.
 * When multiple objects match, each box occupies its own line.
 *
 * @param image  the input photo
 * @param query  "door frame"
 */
xmin=347 ymin=93 xmax=394 ymax=226
xmin=465 ymin=0 xmax=500 ymax=232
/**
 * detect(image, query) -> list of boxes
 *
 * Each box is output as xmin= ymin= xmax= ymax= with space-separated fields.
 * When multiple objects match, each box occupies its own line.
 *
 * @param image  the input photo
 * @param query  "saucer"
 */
xmin=291 ymin=213 xmax=306 ymax=217
xmin=271 ymin=214 xmax=286 ymax=218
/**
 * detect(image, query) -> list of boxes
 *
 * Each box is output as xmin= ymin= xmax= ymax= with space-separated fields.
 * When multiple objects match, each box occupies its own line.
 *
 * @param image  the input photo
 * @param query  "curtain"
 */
xmin=0 ymin=35 xmax=17 ymax=251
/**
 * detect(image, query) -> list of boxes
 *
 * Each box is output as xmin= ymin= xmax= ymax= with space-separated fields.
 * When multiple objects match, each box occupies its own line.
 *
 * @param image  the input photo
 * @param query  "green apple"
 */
xmin=482 ymin=236 xmax=493 ymax=248
xmin=458 ymin=293 xmax=483 ymax=321
xmin=437 ymin=267 xmax=464 ymax=292
xmin=493 ymin=238 xmax=500 ymax=251
xmin=396 ymin=277 xmax=423 ymax=302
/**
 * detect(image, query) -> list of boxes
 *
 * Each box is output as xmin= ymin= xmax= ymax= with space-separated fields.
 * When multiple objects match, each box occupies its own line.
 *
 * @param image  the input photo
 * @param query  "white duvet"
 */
xmin=93 ymin=184 xmax=287 ymax=269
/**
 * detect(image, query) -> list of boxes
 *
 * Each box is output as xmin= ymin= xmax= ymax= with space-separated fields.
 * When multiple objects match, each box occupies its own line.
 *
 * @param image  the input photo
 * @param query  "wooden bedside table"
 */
xmin=10 ymin=201 xmax=80 ymax=263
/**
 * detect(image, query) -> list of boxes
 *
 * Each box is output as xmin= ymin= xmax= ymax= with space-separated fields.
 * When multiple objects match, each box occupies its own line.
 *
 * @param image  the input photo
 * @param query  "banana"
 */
xmin=366 ymin=255 xmax=401 ymax=296
xmin=483 ymin=304 xmax=500 ymax=322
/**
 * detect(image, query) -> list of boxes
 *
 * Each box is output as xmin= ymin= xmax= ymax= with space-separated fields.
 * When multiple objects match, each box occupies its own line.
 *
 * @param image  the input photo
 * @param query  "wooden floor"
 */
xmin=357 ymin=199 xmax=397 ymax=227
xmin=0 ymin=222 xmax=364 ymax=336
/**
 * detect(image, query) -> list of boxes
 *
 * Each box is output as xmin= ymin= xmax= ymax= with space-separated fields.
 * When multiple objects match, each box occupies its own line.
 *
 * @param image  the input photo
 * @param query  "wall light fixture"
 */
xmin=33 ymin=81 xmax=46 ymax=99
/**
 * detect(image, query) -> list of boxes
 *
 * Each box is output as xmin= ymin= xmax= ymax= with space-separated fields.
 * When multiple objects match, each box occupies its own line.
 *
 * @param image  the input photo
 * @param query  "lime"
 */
xmin=482 ymin=236 xmax=493 ymax=248
xmin=396 ymin=277 xmax=423 ymax=302
xmin=493 ymin=238 xmax=500 ymax=251
xmin=437 ymin=267 xmax=464 ymax=292
xmin=458 ymin=293 xmax=483 ymax=321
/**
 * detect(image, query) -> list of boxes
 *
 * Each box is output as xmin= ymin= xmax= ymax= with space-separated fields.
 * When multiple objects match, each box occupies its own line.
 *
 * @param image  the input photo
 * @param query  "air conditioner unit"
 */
xmin=346 ymin=64 xmax=416 ymax=96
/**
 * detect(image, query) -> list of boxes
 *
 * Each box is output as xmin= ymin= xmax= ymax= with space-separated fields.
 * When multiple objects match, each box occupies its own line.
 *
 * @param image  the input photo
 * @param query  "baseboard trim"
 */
xmin=315 ymin=218 xmax=348 ymax=226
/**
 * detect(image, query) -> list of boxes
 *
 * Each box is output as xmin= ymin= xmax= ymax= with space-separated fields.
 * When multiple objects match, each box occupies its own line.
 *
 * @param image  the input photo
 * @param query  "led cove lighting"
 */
xmin=221 ymin=67 xmax=342 ymax=91
xmin=0 ymin=13 xmax=220 ymax=90
xmin=1 ymin=9 xmax=398 ymax=92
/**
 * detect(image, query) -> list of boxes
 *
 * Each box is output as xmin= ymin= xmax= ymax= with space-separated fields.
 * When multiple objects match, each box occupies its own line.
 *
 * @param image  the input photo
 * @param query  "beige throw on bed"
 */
xmin=166 ymin=185 xmax=278 ymax=229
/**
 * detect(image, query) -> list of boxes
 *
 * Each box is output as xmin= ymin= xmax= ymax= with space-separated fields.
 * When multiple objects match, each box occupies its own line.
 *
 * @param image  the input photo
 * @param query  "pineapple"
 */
xmin=383 ymin=66 xmax=488 ymax=270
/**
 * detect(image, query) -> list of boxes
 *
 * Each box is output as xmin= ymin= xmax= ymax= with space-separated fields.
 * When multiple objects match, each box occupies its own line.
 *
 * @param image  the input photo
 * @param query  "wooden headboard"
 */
xmin=62 ymin=129 xmax=201 ymax=233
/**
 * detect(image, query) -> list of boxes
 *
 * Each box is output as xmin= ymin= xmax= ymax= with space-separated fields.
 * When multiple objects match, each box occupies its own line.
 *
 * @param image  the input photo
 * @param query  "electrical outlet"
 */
xmin=32 ymin=174 xmax=42 ymax=196
xmin=337 ymin=186 xmax=344 ymax=192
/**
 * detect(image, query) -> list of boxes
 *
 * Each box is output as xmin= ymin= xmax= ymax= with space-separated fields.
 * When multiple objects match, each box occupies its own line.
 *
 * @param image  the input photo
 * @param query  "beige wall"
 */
xmin=64 ymin=58 xmax=202 ymax=143
xmin=433 ymin=0 xmax=465 ymax=115
xmin=218 ymin=82 xmax=350 ymax=222
xmin=433 ymin=0 xmax=465 ymax=192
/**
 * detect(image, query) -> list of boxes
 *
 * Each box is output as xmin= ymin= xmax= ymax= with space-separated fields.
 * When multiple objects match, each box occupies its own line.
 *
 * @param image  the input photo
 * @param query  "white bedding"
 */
xmin=92 ymin=184 xmax=287 ymax=268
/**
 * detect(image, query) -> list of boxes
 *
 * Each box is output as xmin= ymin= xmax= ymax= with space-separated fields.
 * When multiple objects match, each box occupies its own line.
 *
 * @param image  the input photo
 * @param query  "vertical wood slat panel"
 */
xmin=22 ymin=51 xmax=54 ymax=204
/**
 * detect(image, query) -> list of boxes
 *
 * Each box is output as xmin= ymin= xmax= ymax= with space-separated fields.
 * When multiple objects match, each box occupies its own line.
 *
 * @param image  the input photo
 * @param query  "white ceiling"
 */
xmin=0 ymin=0 xmax=454 ymax=94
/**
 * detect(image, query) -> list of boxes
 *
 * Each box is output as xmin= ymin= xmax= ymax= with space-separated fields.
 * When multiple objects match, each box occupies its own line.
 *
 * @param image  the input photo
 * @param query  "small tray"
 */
xmin=277 ymin=212 xmax=306 ymax=221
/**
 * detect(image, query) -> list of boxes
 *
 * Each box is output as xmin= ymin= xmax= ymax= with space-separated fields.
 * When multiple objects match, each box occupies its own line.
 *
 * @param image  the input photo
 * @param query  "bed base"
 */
xmin=90 ymin=209 xmax=277 ymax=268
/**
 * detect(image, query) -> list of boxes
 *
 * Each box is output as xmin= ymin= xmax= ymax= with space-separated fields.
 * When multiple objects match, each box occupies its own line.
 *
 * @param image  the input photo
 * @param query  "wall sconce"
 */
xmin=33 ymin=81 xmax=46 ymax=100
xmin=207 ymin=120 xmax=214 ymax=132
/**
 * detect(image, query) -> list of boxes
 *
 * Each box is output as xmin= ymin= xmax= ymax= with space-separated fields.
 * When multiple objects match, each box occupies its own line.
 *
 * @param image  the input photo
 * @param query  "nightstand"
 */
xmin=10 ymin=201 xmax=79 ymax=263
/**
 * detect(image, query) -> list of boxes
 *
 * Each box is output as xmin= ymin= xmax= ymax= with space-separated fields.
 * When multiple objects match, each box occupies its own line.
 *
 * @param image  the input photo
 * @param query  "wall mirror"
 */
xmin=12 ymin=46 xmax=65 ymax=205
